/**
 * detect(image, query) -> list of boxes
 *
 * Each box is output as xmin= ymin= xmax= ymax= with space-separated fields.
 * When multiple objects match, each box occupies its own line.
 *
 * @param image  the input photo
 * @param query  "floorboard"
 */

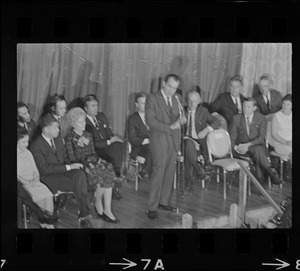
xmin=23 ymin=176 xmax=292 ymax=229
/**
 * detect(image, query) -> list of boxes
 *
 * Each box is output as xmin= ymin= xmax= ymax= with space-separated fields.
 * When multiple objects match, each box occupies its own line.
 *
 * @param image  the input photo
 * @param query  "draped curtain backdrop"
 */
xmin=240 ymin=43 xmax=292 ymax=97
xmin=17 ymin=43 xmax=291 ymax=137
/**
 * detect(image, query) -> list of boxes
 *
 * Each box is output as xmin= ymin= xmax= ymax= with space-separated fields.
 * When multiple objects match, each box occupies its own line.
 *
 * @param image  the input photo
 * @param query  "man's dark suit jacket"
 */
xmin=229 ymin=112 xmax=266 ymax=148
xmin=183 ymin=105 xmax=221 ymax=136
xmin=128 ymin=112 xmax=150 ymax=159
xmin=146 ymin=91 xmax=181 ymax=153
xmin=85 ymin=112 xmax=114 ymax=150
xmin=18 ymin=119 xmax=37 ymax=143
xmin=30 ymin=135 xmax=70 ymax=174
xmin=253 ymin=89 xmax=282 ymax=115
xmin=30 ymin=135 xmax=70 ymax=192
xmin=209 ymin=92 xmax=246 ymax=126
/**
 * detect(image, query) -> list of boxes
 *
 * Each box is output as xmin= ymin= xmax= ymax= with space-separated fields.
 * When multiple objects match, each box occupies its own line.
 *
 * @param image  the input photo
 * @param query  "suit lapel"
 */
xmin=269 ymin=89 xmax=274 ymax=111
xmin=249 ymin=113 xmax=259 ymax=137
xmin=136 ymin=112 xmax=148 ymax=134
xmin=195 ymin=106 xmax=201 ymax=130
xmin=226 ymin=92 xmax=238 ymax=114
xmin=259 ymin=93 xmax=269 ymax=113
xmin=41 ymin=136 xmax=57 ymax=156
xmin=240 ymin=114 xmax=249 ymax=138
xmin=96 ymin=115 xmax=106 ymax=137
xmin=53 ymin=137 xmax=64 ymax=162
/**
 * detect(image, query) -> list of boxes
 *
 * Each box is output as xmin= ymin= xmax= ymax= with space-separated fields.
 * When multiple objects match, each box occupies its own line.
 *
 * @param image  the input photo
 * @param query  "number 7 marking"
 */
xmin=141 ymin=259 xmax=151 ymax=270
xmin=1 ymin=259 xmax=6 ymax=269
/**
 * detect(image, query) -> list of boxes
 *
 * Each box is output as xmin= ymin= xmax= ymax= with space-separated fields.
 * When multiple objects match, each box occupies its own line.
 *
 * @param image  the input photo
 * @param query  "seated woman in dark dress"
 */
xmin=65 ymin=107 xmax=120 ymax=223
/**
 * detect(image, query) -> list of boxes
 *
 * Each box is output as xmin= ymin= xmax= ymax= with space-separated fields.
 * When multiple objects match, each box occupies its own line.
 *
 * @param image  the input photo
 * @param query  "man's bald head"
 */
xmin=186 ymin=90 xmax=201 ymax=111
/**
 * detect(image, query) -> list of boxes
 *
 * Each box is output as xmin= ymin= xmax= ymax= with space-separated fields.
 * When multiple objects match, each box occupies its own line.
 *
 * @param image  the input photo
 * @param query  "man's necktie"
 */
xmin=141 ymin=114 xmax=149 ymax=130
xmin=235 ymin=98 xmax=238 ymax=109
xmin=167 ymin=97 xmax=172 ymax=109
xmin=24 ymin=122 xmax=28 ymax=131
xmin=246 ymin=117 xmax=251 ymax=136
xmin=265 ymin=95 xmax=270 ymax=110
xmin=93 ymin=116 xmax=103 ymax=139
xmin=187 ymin=111 xmax=192 ymax=137
xmin=93 ymin=116 xmax=100 ymax=129
xmin=50 ymin=138 xmax=56 ymax=152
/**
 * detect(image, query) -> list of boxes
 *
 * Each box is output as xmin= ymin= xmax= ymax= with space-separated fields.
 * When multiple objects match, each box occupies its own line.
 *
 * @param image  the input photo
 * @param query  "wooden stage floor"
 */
xmin=24 ymin=172 xmax=292 ymax=229
xmin=23 ymin=175 xmax=292 ymax=229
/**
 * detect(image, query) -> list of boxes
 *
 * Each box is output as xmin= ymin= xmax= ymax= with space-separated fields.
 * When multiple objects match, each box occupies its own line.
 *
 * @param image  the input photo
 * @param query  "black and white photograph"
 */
xmin=16 ymin=43 xmax=292 ymax=229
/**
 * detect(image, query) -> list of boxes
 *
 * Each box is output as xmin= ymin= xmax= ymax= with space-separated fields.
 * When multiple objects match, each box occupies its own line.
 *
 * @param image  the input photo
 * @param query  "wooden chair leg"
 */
xmin=279 ymin=159 xmax=284 ymax=189
xmin=23 ymin=204 xmax=28 ymax=229
xmin=216 ymin=168 xmax=220 ymax=183
xmin=135 ymin=161 xmax=139 ymax=191
xmin=173 ymin=170 xmax=177 ymax=190
xmin=223 ymin=171 xmax=227 ymax=200
xmin=248 ymin=176 xmax=251 ymax=196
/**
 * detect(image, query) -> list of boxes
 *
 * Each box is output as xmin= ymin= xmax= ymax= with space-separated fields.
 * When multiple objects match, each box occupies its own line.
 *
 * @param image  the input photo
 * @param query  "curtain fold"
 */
xmin=17 ymin=43 xmax=291 ymax=137
xmin=240 ymin=43 xmax=292 ymax=97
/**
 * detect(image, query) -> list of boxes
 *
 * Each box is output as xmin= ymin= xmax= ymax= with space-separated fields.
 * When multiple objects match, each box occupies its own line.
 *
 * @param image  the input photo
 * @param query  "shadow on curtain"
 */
xmin=17 ymin=43 xmax=255 ymax=137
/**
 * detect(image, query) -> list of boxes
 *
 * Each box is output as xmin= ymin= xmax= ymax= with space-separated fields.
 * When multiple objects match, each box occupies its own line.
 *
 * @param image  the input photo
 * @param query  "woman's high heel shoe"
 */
xmin=103 ymin=213 xmax=120 ymax=224
xmin=94 ymin=206 xmax=104 ymax=218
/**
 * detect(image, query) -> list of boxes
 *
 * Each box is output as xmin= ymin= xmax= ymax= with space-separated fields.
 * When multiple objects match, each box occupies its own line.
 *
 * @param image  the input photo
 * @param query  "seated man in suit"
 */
xmin=209 ymin=75 xmax=246 ymax=125
xmin=229 ymin=98 xmax=282 ymax=186
xmin=183 ymin=90 xmax=220 ymax=190
xmin=253 ymin=74 xmax=282 ymax=121
xmin=128 ymin=92 xmax=152 ymax=179
xmin=83 ymin=94 xmax=124 ymax=200
xmin=17 ymin=102 xmax=37 ymax=144
xmin=30 ymin=113 xmax=92 ymax=228
xmin=49 ymin=94 xmax=72 ymax=142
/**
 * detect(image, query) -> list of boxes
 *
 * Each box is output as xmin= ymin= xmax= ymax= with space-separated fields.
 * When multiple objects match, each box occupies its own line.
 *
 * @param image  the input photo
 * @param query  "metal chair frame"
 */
xmin=206 ymin=128 xmax=250 ymax=200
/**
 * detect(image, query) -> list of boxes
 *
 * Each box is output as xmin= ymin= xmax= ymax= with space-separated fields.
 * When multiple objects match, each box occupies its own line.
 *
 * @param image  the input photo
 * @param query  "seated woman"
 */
xmin=17 ymin=128 xmax=55 ymax=229
xmin=271 ymin=94 xmax=292 ymax=162
xmin=65 ymin=107 xmax=120 ymax=224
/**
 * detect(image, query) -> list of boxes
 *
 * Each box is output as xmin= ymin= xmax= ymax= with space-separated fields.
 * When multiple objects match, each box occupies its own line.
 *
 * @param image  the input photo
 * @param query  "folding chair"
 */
xmin=127 ymin=142 xmax=145 ymax=191
xmin=206 ymin=128 xmax=250 ymax=199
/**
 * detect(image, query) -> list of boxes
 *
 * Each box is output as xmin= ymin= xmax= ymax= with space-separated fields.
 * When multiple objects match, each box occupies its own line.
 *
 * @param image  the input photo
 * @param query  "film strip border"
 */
xmin=2 ymin=1 xmax=300 ymax=270
xmin=8 ymin=230 xmax=300 ymax=270
xmin=2 ymin=2 xmax=299 ymax=41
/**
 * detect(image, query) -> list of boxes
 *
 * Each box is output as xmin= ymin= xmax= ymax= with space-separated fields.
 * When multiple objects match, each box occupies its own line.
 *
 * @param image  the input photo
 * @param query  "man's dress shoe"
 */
xmin=147 ymin=210 xmax=158 ymax=220
xmin=80 ymin=219 xmax=92 ymax=228
xmin=267 ymin=167 xmax=283 ymax=185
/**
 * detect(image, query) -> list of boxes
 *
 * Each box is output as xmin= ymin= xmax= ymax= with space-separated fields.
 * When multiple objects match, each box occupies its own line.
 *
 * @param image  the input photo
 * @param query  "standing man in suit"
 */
xmin=253 ymin=74 xmax=282 ymax=121
xmin=30 ymin=114 xmax=92 ymax=228
xmin=49 ymin=94 xmax=72 ymax=141
xmin=128 ymin=92 xmax=152 ymax=178
xmin=145 ymin=74 xmax=186 ymax=220
xmin=183 ymin=90 xmax=220 ymax=190
xmin=83 ymin=94 xmax=124 ymax=200
xmin=209 ymin=75 xmax=246 ymax=125
xmin=229 ymin=98 xmax=282 ymax=186
xmin=17 ymin=102 xmax=37 ymax=144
